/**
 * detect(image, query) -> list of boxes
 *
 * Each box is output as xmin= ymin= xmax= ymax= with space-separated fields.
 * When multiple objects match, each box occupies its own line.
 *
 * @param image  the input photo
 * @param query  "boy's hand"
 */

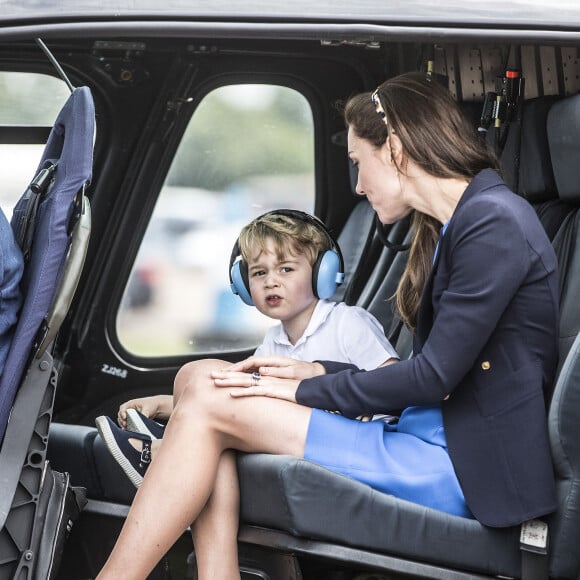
xmin=117 ymin=395 xmax=172 ymax=428
xmin=226 ymin=355 xmax=325 ymax=381
xmin=211 ymin=370 xmax=300 ymax=403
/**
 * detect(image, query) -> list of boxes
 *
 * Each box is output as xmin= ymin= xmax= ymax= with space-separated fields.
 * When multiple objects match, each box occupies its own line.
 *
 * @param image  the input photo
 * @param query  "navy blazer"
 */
xmin=297 ymin=169 xmax=559 ymax=527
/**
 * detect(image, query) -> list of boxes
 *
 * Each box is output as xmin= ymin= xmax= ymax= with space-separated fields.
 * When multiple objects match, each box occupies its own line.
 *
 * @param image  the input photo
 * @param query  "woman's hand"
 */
xmin=225 ymin=355 xmax=326 ymax=381
xmin=117 ymin=395 xmax=173 ymax=428
xmin=211 ymin=369 xmax=301 ymax=403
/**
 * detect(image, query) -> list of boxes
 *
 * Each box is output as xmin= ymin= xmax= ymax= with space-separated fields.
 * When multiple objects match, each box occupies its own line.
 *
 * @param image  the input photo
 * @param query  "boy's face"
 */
xmin=247 ymin=238 xmax=318 ymax=328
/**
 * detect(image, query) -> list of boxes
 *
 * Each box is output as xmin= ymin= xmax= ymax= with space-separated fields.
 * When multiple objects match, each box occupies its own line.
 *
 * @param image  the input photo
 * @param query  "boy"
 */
xmin=96 ymin=210 xmax=398 ymax=486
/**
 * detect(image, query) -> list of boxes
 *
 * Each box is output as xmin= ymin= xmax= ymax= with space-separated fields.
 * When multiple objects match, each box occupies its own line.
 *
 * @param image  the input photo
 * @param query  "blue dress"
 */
xmin=304 ymin=405 xmax=473 ymax=518
xmin=304 ymin=219 xmax=472 ymax=519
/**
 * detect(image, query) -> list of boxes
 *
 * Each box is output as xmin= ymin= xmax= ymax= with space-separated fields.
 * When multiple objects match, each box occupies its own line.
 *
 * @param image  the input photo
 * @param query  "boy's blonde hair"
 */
xmin=238 ymin=211 xmax=333 ymax=266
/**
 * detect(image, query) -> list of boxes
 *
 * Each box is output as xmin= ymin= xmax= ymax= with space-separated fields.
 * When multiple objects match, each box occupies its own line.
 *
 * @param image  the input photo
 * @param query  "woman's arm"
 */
xmin=297 ymin=199 xmax=532 ymax=417
xmin=212 ymin=357 xmax=326 ymax=403
xmin=224 ymin=355 xmax=327 ymax=381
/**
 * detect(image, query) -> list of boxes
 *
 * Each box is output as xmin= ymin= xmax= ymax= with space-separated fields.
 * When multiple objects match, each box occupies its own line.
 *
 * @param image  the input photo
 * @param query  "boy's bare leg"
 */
xmin=96 ymin=359 xmax=311 ymax=580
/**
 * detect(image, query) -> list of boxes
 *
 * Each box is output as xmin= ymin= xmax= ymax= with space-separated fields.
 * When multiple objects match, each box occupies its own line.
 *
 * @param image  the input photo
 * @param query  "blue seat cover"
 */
xmin=0 ymin=86 xmax=94 ymax=441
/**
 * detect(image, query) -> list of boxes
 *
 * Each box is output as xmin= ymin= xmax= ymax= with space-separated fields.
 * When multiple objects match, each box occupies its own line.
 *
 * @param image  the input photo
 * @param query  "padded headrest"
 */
xmin=548 ymin=93 xmax=580 ymax=204
xmin=484 ymin=96 xmax=558 ymax=201
xmin=494 ymin=96 xmax=557 ymax=201
xmin=517 ymin=97 xmax=559 ymax=202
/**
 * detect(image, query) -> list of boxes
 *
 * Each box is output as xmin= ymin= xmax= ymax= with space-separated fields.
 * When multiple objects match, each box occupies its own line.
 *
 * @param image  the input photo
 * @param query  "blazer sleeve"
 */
xmin=296 ymin=197 xmax=532 ymax=418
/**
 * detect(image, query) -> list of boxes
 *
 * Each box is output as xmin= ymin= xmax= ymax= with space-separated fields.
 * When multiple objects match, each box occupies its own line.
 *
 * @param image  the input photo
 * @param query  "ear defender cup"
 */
xmin=230 ymin=256 xmax=254 ymax=306
xmin=312 ymin=249 xmax=342 ymax=300
xmin=228 ymin=209 xmax=344 ymax=305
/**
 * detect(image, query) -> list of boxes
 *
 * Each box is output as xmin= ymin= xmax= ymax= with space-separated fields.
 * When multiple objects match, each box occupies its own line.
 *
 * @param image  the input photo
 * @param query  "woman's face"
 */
xmin=347 ymin=128 xmax=413 ymax=224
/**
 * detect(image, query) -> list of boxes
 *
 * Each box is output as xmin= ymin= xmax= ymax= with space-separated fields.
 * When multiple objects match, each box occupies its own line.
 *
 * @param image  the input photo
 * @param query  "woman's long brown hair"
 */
xmin=344 ymin=72 xmax=499 ymax=331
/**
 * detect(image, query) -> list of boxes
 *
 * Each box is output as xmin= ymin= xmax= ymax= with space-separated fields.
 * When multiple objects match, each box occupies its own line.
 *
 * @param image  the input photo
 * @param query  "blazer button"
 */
xmin=481 ymin=361 xmax=491 ymax=370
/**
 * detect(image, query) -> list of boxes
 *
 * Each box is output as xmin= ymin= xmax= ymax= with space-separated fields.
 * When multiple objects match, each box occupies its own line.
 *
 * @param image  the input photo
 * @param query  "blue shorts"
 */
xmin=304 ymin=406 xmax=473 ymax=518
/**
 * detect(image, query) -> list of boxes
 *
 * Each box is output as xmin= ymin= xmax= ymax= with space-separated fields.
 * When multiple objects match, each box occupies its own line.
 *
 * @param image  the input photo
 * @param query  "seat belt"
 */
xmin=520 ymin=519 xmax=549 ymax=580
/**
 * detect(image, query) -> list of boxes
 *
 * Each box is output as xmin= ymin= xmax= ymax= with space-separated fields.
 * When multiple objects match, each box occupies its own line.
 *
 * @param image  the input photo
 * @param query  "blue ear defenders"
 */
xmin=229 ymin=209 xmax=345 ymax=306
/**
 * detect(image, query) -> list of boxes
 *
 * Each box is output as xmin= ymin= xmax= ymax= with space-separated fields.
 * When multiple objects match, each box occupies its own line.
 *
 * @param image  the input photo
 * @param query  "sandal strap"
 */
xmin=140 ymin=439 xmax=152 ymax=465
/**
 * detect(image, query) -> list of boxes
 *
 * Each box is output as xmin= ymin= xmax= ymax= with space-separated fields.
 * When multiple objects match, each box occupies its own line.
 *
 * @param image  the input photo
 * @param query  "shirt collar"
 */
xmin=273 ymin=299 xmax=336 ymax=347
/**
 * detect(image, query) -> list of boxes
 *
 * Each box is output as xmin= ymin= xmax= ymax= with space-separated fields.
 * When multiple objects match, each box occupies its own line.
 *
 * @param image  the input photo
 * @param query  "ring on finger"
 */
xmin=251 ymin=371 xmax=261 ymax=387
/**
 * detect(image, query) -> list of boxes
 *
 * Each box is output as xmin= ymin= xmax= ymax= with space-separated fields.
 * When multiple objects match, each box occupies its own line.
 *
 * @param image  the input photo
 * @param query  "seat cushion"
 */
xmin=48 ymin=422 xmax=137 ymax=505
xmin=237 ymin=453 xmax=521 ymax=577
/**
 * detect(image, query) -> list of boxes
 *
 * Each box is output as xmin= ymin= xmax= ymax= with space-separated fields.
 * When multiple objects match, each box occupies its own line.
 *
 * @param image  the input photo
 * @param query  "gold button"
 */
xmin=481 ymin=361 xmax=491 ymax=371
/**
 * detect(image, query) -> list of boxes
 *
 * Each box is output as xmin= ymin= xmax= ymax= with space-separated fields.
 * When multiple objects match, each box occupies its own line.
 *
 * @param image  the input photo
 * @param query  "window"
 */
xmin=117 ymin=84 xmax=315 ymax=356
xmin=0 ymin=72 xmax=72 ymax=217
xmin=0 ymin=71 xmax=71 ymax=125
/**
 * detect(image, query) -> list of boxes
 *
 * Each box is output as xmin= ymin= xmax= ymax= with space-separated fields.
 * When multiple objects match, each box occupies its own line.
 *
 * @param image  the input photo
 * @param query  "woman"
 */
xmin=96 ymin=72 xmax=559 ymax=579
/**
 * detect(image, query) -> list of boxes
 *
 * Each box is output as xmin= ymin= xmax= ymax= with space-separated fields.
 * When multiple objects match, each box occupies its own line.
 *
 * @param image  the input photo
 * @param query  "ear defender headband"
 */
xmin=229 ymin=209 xmax=345 ymax=306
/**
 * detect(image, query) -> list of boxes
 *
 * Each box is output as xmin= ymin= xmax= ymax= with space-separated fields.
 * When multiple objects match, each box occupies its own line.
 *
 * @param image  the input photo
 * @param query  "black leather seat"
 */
xmin=331 ymin=199 xmax=382 ymax=305
xmin=504 ymin=96 xmax=572 ymax=241
xmin=532 ymin=92 xmax=580 ymax=570
xmin=364 ymin=225 xmax=412 ymax=355
xmin=547 ymin=95 xmax=580 ymax=371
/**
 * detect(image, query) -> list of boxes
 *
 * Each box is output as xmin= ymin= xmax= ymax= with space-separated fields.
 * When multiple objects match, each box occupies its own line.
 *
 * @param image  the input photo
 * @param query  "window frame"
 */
xmin=108 ymin=74 xmax=324 ymax=366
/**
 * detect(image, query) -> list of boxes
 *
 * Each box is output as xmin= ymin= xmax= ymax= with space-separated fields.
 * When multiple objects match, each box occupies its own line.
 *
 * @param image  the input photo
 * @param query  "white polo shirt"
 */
xmin=254 ymin=299 xmax=398 ymax=369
